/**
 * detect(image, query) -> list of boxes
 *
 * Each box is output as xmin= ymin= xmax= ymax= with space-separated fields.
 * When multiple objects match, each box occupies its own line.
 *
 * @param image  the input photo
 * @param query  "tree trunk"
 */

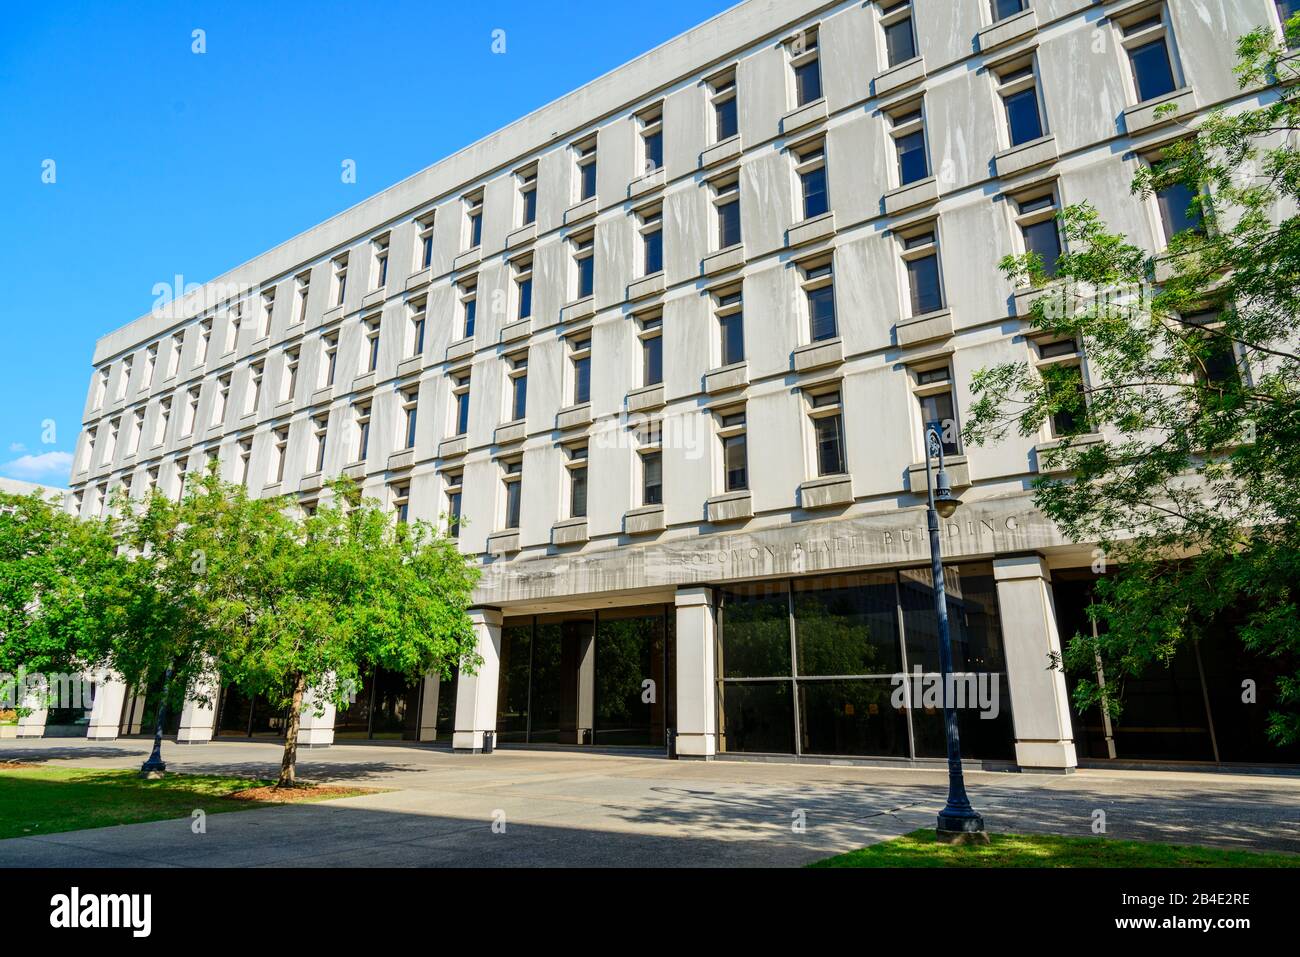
xmin=277 ymin=673 xmax=306 ymax=788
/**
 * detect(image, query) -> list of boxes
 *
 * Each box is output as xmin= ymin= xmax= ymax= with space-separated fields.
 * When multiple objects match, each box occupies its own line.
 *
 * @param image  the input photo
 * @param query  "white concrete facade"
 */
xmin=60 ymin=0 xmax=1295 ymax=768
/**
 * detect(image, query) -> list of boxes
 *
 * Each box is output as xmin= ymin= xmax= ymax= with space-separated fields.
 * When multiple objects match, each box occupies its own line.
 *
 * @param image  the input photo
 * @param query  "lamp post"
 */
xmin=139 ymin=665 xmax=173 ymax=780
xmin=922 ymin=423 xmax=987 ymax=844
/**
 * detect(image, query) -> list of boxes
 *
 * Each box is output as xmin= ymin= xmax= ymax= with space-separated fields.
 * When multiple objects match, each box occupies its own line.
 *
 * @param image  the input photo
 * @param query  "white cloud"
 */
xmin=8 ymin=442 xmax=26 ymax=453
xmin=0 ymin=451 xmax=74 ymax=485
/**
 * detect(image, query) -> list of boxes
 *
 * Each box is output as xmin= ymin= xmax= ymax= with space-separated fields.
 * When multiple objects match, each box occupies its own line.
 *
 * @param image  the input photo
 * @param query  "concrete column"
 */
xmin=15 ymin=682 xmax=47 ymax=739
xmin=994 ymin=555 xmax=1078 ymax=772
xmin=417 ymin=674 xmax=440 ymax=742
xmin=121 ymin=690 xmax=147 ymax=734
xmin=453 ymin=607 xmax=503 ymax=752
xmin=176 ymin=665 xmax=219 ymax=744
xmin=85 ymin=672 xmax=129 ymax=741
xmin=297 ymin=684 xmax=336 ymax=748
xmin=674 ymin=586 xmax=717 ymax=759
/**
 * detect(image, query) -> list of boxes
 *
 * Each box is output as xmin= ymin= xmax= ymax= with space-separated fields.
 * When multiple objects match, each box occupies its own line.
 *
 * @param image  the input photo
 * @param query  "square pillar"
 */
xmin=15 ymin=680 xmax=47 ymax=738
xmin=994 ymin=555 xmax=1078 ymax=772
xmin=85 ymin=672 xmax=129 ymax=741
xmin=417 ymin=674 xmax=440 ymax=742
xmin=453 ymin=607 xmax=502 ymax=753
xmin=176 ymin=667 xmax=219 ymax=744
xmin=674 ymin=586 xmax=717 ymax=759
xmin=297 ymin=684 xmax=336 ymax=748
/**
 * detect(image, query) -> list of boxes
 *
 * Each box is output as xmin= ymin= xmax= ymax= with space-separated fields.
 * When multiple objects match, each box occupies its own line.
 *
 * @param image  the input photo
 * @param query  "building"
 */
xmin=63 ymin=0 xmax=1300 ymax=769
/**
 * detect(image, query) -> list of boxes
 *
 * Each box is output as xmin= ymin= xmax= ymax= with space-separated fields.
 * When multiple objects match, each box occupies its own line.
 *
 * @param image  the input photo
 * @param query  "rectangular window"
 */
xmin=711 ymin=72 xmax=739 ymax=141
xmin=717 ymin=291 xmax=745 ymax=366
xmin=332 ymin=256 xmax=348 ymax=307
xmin=402 ymin=389 xmax=419 ymax=449
xmin=445 ymin=472 xmax=463 ymax=539
xmin=571 ymin=337 xmax=592 ymax=405
xmin=811 ymin=390 xmax=846 ymax=476
xmin=1015 ymin=192 xmax=1063 ymax=277
xmin=883 ymin=5 xmax=918 ymax=67
xmin=460 ymin=282 xmax=477 ymax=340
xmin=212 ymin=375 xmax=230 ymax=428
xmin=916 ymin=366 xmax=960 ymax=456
xmin=322 ymin=334 xmax=339 ymax=388
xmin=795 ymin=142 xmax=829 ymax=220
xmin=575 ymin=234 xmax=595 ymax=299
xmin=272 ymin=428 xmax=288 ymax=483
xmin=890 ymin=109 xmax=929 ymax=185
xmin=992 ymin=0 xmax=1026 ymax=20
xmin=802 ymin=262 xmax=837 ymax=342
xmin=313 ymin=416 xmax=329 ymax=473
xmin=452 ymin=373 xmax=472 ymax=437
xmin=154 ymin=398 xmax=171 ymax=447
xmin=519 ymin=168 xmax=538 ymax=226
xmin=283 ymin=348 xmax=300 ymax=402
xmin=790 ymin=29 xmax=822 ymax=106
xmin=93 ymin=367 xmax=109 ymax=408
xmin=508 ymin=353 xmax=528 ymax=421
xmin=392 ymin=483 xmax=410 ymax=525
xmin=116 ymin=357 xmax=132 ymax=400
xmin=416 ymin=214 xmax=435 ymax=270
xmin=640 ymin=107 xmax=663 ymax=175
xmin=167 ymin=333 xmax=184 ymax=378
xmin=1280 ymin=0 xmax=1300 ymax=47
xmin=224 ymin=304 xmax=241 ymax=354
xmin=640 ymin=208 xmax=663 ymax=276
xmin=246 ymin=361 xmax=264 ymax=416
xmin=576 ymin=138 xmax=598 ymax=201
xmin=196 ymin=319 xmax=212 ymax=367
xmin=465 ymin=192 xmax=484 ymax=249
xmin=260 ymin=289 xmax=276 ymax=338
xmin=128 ymin=408 xmax=144 ymax=456
xmin=295 ymin=272 xmax=311 ymax=325
xmin=719 ymin=410 xmax=748 ymax=492
xmin=355 ymin=403 xmax=371 ymax=462
xmin=364 ymin=318 xmax=381 ymax=372
xmin=183 ymin=387 xmax=200 ymax=436
xmin=713 ymin=177 xmax=742 ymax=249
xmin=640 ymin=316 xmax=663 ymax=386
xmin=514 ymin=258 xmax=534 ymax=320
xmin=641 ymin=450 xmax=663 ymax=506
xmin=1121 ymin=11 xmax=1178 ymax=103
xmin=993 ymin=57 xmax=1045 ymax=148
xmin=143 ymin=344 xmax=157 ymax=387
xmin=902 ymin=229 xmax=945 ymax=316
xmin=372 ymin=235 xmax=389 ymax=289
xmin=503 ymin=459 xmax=523 ymax=529
xmin=568 ymin=445 xmax=588 ymax=518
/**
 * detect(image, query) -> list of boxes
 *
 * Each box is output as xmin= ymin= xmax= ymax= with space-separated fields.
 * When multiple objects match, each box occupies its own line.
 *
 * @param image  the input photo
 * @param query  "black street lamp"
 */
xmin=139 ymin=665 xmax=174 ymax=779
xmin=922 ymin=423 xmax=987 ymax=844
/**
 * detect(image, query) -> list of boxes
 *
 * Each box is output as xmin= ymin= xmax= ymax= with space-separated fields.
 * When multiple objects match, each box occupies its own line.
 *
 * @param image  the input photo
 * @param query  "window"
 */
xmin=710 ymin=71 xmax=739 ymax=142
xmin=809 ymin=390 xmax=846 ymax=476
xmin=717 ymin=290 xmax=745 ymax=366
xmin=145 ymin=467 xmax=159 ymax=496
xmin=246 ymin=361 xmax=264 ymax=416
xmin=295 ymin=272 xmax=311 ymax=325
xmin=991 ymin=0 xmax=1026 ymax=21
xmin=518 ymin=167 xmax=538 ymax=226
xmin=236 ymin=439 xmax=252 ymax=486
xmin=1144 ymin=148 xmax=1204 ymax=245
xmin=364 ymin=318 xmax=381 ymax=372
xmin=507 ymin=353 xmax=528 ymax=422
xmin=881 ymin=1 xmax=918 ymax=68
xmin=459 ymin=281 xmax=477 ymax=340
xmin=143 ymin=344 xmax=158 ymax=388
xmin=402 ymin=389 xmax=419 ymax=449
xmin=514 ymin=257 xmax=534 ymax=320
xmin=312 ymin=415 xmax=329 ymax=473
xmin=183 ymin=387 xmax=200 ymax=436
xmin=260 ymin=288 xmax=276 ymax=338
xmin=451 ymin=372 xmax=472 ymax=436
xmin=915 ymin=366 xmax=960 ymax=456
xmin=445 ymin=471 xmax=463 ymax=538
xmin=802 ymin=261 xmax=837 ymax=342
xmin=574 ymin=233 xmax=595 ymax=299
xmin=502 ymin=459 xmax=523 ymax=529
xmin=372 ymin=235 xmax=389 ymax=289
xmin=196 ymin=319 xmax=212 ymax=367
xmin=639 ymin=207 xmax=663 ymax=276
xmin=713 ymin=176 xmax=742 ymax=250
xmin=116 ymin=357 xmax=132 ymax=400
xmin=212 ymin=375 xmax=231 ymax=429
xmin=889 ymin=105 xmax=929 ymax=186
xmin=901 ymin=227 xmax=945 ymax=316
xmin=639 ymin=106 xmax=664 ymax=175
xmin=789 ymin=28 xmax=822 ymax=107
xmin=1184 ymin=309 xmax=1240 ymax=389
xmin=224 ymin=304 xmax=241 ymax=354
xmin=94 ymin=483 xmax=108 ymax=517
xmin=409 ymin=300 xmax=427 ymax=357
xmin=641 ymin=450 xmax=663 ymax=506
xmin=1119 ymin=8 xmax=1179 ymax=103
xmin=154 ymin=398 xmax=171 ymax=447
xmin=354 ymin=403 xmax=371 ymax=462
xmin=567 ymin=444 xmax=588 ymax=518
xmin=794 ymin=141 xmax=829 ymax=220
xmin=1036 ymin=339 xmax=1088 ymax=437
xmin=570 ymin=337 xmax=592 ymax=405
xmin=321 ymin=334 xmax=339 ymax=388
xmin=332 ymin=256 xmax=348 ymax=307
xmin=93 ymin=367 xmax=109 ymax=408
xmin=81 ymin=429 xmax=96 ymax=472
xmin=640 ymin=315 xmax=663 ymax=386
xmin=992 ymin=58 xmax=1045 ymax=148
xmin=416 ymin=214 xmax=435 ymax=270
xmin=128 ymin=408 xmax=144 ymax=456
xmin=175 ymin=462 xmax=188 ymax=501
xmin=576 ymin=137 xmax=598 ymax=201
xmin=283 ymin=347 xmax=300 ymax=402
xmin=271 ymin=428 xmax=288 ymax=484
xmin=1014 ymin=192 xmax=1063 ymax=277
xmin=167 ymin=333 xmax=184 ymax=378
xmin=392 ymin=483 xmax=410 ymax=525
xmin=465 ymin=192 xmax=484 ymax=249
xmin=719 ymin=410 xmax=748 ymax=492
xmin=101 ymin=418 xmax=119 ymax=464
xmin=1280 ymin=1 xmax=1300 ymax=48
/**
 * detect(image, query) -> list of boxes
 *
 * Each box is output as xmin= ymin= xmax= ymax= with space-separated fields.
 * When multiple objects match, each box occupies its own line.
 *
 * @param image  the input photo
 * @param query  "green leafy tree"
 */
xmin=965 ymin=20 xmax=1300 ymax=746
xmin=221 ymin=480 xmax=480 ymax=786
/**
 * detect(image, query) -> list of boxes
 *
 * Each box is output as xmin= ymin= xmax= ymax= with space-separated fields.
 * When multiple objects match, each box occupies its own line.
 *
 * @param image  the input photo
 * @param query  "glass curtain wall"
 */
xmin=718 ymin=562 xmax=1015 ymax=761
xmin=331 ymin=667 xmax=423 ymax=741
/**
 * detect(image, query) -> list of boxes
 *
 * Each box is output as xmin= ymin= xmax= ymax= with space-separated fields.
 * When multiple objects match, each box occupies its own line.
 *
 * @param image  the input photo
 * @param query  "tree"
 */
xmin=218 ymin=480 xmax=480 ymax=787
xmin=965 ymin=20 xmax=1300 ymax=747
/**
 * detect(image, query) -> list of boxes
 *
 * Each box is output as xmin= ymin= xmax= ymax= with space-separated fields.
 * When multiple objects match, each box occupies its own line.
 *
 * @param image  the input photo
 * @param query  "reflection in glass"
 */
xmin=595 ymin=608 xmax=667 ymax=746
xmin=799 ymin=679 xmax=909 ymax=757
xmin=720 ymin=582 xmax=792 ymax=678
xmin=794 ymin=573 xmax=902 ymax=677
xmin=721 ymin=681 xmax=795 ymax=754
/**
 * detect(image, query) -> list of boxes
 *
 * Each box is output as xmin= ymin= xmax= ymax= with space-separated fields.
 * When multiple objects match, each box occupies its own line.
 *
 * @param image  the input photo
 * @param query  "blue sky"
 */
xmin=0 ymin=0 xmax=736 ymax=487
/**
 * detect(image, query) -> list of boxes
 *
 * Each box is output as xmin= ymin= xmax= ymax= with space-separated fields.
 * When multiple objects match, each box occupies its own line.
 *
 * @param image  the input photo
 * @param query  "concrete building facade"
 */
xmin=63 ymin=0 xmax=1300 ymax=769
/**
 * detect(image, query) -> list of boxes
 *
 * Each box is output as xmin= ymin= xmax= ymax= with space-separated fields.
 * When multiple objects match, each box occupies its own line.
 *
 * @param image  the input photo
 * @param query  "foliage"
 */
xmin=965 ymin=22 xmax=1300 ymax=745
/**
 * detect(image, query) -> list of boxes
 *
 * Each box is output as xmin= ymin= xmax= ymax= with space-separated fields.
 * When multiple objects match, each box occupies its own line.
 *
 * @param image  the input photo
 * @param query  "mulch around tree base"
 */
xmin=222 ymin=784 xmax=381 ymax=802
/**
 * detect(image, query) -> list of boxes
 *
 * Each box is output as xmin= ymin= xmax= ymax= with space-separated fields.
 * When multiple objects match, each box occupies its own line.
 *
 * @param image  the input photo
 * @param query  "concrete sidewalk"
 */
xmin=2 ymin=738 xmax=1297 ymax=867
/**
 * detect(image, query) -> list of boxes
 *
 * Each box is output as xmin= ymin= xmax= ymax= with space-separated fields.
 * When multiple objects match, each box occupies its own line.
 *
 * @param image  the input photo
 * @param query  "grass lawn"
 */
xmin=0 ymin=764 xmax=373 ymax=840
xmin=811 ymin=829 xmax=1300 ymax=868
